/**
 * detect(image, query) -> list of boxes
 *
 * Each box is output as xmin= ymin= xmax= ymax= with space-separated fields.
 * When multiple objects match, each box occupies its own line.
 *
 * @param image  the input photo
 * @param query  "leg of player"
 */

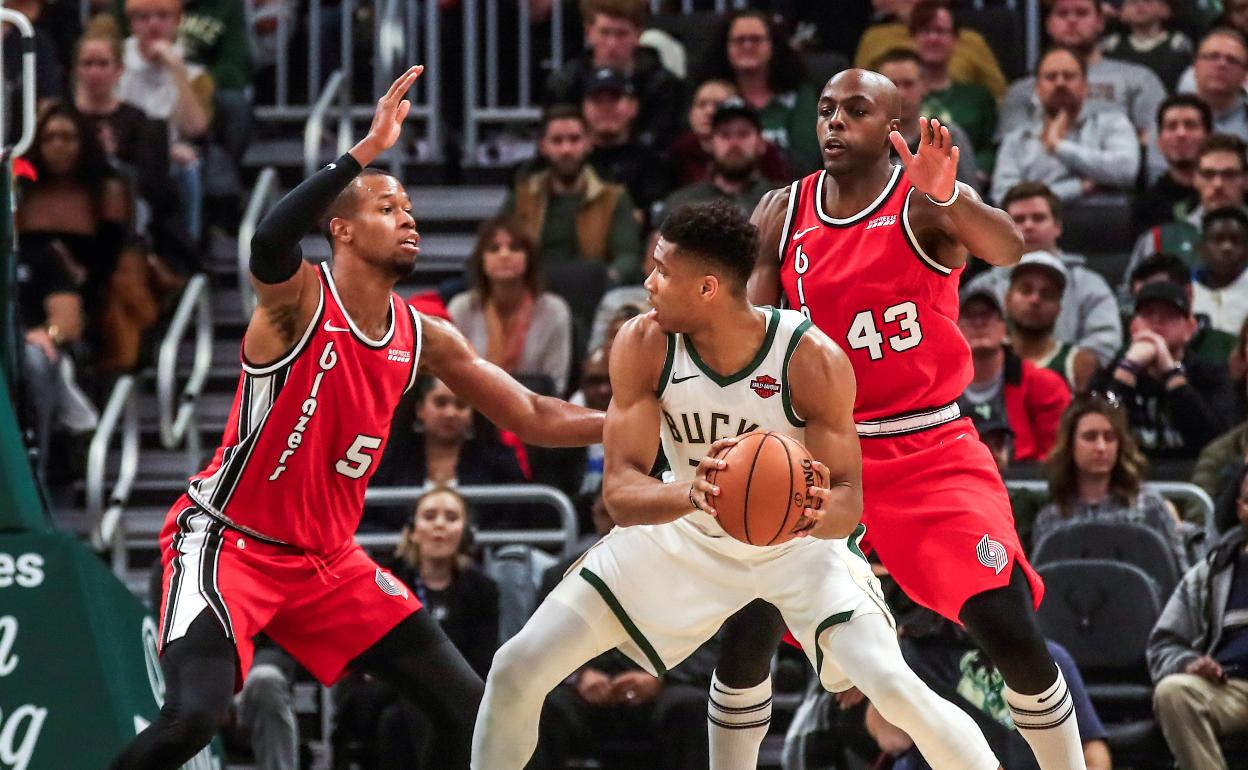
xmin=472 ymin=576 xmax=630 ymax=770
xmin=824 ymin=612 xmax=1001 ymax=770
xmin=349 ymin=609 xmax=485 ymax=770
xmin=109 ymin=612 xmax=237 ymax=769
xmin=960 ymin=566 xmax=1088 ymax=770
xmin=707 ymin=599 xmax=786 ymax=770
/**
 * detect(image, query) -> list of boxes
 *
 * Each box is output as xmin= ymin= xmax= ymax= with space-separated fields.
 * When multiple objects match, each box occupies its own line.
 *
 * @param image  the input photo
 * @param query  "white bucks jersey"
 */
xmin=658 ymin=307 xmax=813 ymax=535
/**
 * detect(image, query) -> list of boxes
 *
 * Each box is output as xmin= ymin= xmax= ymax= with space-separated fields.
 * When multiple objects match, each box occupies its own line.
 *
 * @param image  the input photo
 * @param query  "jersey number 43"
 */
xmin=846 ymin=302 xmax=923 ymax=361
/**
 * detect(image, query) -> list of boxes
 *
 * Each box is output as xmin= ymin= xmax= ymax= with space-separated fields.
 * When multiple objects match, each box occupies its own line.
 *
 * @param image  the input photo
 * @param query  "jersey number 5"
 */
xmin=336 ymin=434 xmax=383 ymax=479
xmin=847 ymin=302 xmax=923 ymax=361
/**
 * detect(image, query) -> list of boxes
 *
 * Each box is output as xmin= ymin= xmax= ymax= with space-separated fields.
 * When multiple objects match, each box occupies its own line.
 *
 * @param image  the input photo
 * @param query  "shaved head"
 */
xmin=826 ymin=69 xmax=902 ymax=120
xmin=322 ymin=168 xmax=399 ymax=232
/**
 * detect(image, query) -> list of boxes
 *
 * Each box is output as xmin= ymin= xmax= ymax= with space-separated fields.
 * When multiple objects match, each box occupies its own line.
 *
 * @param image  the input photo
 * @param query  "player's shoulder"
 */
xmin=613 ymin=312 xmax=667 ymax=355
xmin=609 ymin=312 xmax=671 ymax=391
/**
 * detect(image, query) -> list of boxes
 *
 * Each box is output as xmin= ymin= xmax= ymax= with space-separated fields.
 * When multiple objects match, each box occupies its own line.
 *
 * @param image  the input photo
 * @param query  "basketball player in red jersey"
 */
xmin=112 ymin=67 xmax=602 ymax=770
xmin=701 ymin=70 xmax=1090 ymax=770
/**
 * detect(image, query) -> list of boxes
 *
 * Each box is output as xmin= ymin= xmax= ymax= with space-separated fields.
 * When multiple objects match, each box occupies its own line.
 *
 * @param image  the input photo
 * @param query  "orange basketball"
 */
xmin=706 ymin=430 xmax=823 ymax=546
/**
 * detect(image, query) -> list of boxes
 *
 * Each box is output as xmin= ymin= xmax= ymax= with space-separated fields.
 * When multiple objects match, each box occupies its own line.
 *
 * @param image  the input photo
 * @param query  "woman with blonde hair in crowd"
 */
xmin=1035 ymin=394 xmax=1189 ymax=569
xmin=336 ymin=487 xmax=499 ymax=769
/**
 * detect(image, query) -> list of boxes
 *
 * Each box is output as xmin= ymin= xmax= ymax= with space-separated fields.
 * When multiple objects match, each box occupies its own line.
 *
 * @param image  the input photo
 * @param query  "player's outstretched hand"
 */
xmin=690 ymin=437 xmax=738 ymax=516
xmin=352 ymin=65 xmax=424 ymax=166
xmin=890 ymin=116 xmax=959 ymax=204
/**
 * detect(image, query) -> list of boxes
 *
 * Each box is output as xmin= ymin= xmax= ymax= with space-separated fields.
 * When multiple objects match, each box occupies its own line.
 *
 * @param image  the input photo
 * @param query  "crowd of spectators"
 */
xmin=20 ymin=0 xmax=1248 ymax=766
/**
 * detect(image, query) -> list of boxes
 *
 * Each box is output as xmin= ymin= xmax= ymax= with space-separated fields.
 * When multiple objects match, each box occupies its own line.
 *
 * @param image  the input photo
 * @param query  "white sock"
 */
xmin=1005 ymin=666 xmax=1088 ymax=770
xmin=707 ymin=670 xmax=772 ymax=770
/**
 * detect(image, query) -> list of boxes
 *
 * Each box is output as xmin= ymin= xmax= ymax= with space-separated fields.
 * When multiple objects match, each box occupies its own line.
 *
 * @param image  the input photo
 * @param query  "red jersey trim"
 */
xmin=813 ymin=165 xmax=903 ymax=228
xmin=899 ymin=190 xmax=954 ymax=277
xmin=320 ymin=262 xmax=397 ymax=349
xmin=242 ymin=279 xmax=327 ymax=375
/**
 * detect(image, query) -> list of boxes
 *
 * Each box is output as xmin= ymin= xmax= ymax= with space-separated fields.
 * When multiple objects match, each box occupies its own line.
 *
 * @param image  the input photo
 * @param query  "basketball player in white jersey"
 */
xmin=471 ymin=201 xmax=1002 ymax=770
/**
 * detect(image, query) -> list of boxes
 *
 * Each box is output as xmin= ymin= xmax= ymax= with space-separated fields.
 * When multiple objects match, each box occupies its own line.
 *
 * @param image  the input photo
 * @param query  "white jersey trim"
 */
xmin=321 ymin=262 xmax=396 ymax=348
xmin=242 ymin=279 xmax=326 ymax=376
xmin=814 ymin=165 xmax=902 ymax=226
xmin=776 ymin=180 xmax=802 ymax=264
xmin=405 ymin=305 xmax=424 ymax=394
xmin=901 ymin=188 xmax=954 ymax=276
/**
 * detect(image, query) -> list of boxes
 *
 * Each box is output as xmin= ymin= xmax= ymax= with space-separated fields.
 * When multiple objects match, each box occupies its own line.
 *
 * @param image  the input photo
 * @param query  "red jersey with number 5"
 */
xmin=184 ymin=263 xmax=421 ymax=552
xmin=777 ymin=166 xmax=971 ymax=422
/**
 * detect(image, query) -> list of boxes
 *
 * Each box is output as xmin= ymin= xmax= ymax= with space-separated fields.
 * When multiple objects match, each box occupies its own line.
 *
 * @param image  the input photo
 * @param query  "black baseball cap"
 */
xmin=966 ymin=400 xmax=1013 ymax=438
xmin=711 ymin=97 xmax=762 ymax=131
xmin=1133 ymin=280 xmax=1191 ymax=315
xmin=960 ymin=286 xmax=1003 ymax=316
xmin=583 ymin=67 xmax=634 ymax=96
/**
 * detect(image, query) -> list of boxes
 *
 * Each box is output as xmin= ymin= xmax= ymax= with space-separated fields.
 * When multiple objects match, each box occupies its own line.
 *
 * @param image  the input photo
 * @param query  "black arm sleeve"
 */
xmin=249 ymin=153 xmax=363 ymax=284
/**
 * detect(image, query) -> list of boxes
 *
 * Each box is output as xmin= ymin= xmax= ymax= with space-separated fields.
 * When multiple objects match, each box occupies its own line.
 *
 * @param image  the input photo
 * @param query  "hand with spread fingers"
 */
xmin=352 ymin=64 xmax=425 ymax=166
xmin=890 ymin=116 xmax=960 ymax=204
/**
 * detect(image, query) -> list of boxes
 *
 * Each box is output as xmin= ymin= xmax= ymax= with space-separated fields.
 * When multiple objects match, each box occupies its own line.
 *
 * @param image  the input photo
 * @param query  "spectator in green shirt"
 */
xmin=906 ymin=0 xmax=998 ymax=175
xmin=697 ymin=10 xmax=822 ymax=175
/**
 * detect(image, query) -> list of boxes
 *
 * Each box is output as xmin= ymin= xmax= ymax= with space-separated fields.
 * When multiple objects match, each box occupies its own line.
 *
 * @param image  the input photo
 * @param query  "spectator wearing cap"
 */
xmin=697 ymin=10 xmax=821 ymax=174
xmin=1126 ymin=252 xmax=1236 ymax=368
xmin=1135 ymin=95 xmax=1210 ymax=229
xmin=654 ymin=97 xmax=772 ymax=224
xmin=957 ymin=288 xmax=1072 ymax=464
xmin=1193 ymin=207 xmax=1248 ymax=340
xmin=544 ymin=0 xmax=683 ymax=153
xmin=582 ymin=67 xmax=671 ymax=218
xmin=665 ymin=79 xmax=790 ymax=188
xmin=992 ymin=46 xmax=1140 ymax=203
xmin=966 ymin=398 xmax=1015 ymax=473
xmin=875 ymin=48 xmax=980 ymax=189
xmin=1091 ymin=280 xmax=1235 ymax=460
xmin=503 ymin=105 xmax=643 ymax=283
xmin=999 ymin=0 xmax=1166 ymax=143
xmin=1004 ymin=251 xmax=1100 ymax=392
xmin=1125 ymin=133 xmax=1248 ymax=288
xmin=962 ymin=182 xmax=1123 ymax=365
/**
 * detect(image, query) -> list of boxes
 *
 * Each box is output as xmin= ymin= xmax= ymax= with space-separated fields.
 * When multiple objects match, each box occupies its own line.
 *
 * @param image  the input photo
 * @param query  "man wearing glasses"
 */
xmin=1125 ymin=133 xmax=1248 ymax=285
xmin=1183 ymin=28 xmax=1248 ymax=141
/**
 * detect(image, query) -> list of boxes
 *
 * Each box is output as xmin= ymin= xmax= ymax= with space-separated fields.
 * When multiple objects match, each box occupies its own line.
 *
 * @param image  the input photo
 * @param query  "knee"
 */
xmin=160 ymin=700 xmax=231 ymax=750
xmin=1154 ymin=674 xmax=1204 ymax=717
xmin=241 ymin=664 xmax=292 ymax=715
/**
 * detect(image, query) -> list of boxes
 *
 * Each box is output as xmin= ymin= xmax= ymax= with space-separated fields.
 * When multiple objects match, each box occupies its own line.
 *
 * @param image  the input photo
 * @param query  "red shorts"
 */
xmin=156 ymin=495 xmax=419 ymax=689
xmin=858 ymin=418 xmax=1043 ymax=620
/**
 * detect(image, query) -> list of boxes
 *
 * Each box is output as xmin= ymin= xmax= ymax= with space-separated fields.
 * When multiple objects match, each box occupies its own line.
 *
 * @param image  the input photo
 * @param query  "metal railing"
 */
xmin=304 ymin=69 xmax=353 ymax=179
xmin=361 ymin=484 xmax=581 ymax=556
xmin=1005 ymin=479 xmax=1218 ymax=544
xmin=156 ymin=275 xmax=213 ymax=477
xmin=462 ymin=0 xmax=566 ymax=163
xmin=87 ymin=375 xmax=139 ymax=572
xmin=238 ymin=167 xmax=281 ymax=318
xmin=648 ymin=0 xmax=747 ymax=12
xmin=0 ymin=9 xmax=37 ymax=159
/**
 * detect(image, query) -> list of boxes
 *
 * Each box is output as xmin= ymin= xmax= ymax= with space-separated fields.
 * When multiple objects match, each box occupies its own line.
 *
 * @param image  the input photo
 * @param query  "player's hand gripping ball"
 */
xmin=704 ymin=431 xmax=825 ymax=546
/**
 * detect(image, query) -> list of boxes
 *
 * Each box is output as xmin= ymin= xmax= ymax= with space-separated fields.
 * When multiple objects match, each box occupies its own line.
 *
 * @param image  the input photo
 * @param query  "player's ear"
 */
xmin=701 ymin=273 xmax=719 ymax=301
xmin=329 ymin=217 xmax=352 ymax=244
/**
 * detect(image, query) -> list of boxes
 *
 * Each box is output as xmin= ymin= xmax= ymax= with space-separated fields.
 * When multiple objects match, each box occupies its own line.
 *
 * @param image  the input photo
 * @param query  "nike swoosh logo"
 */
xmin=793 ymin=226 xmax=819 ymax=240
xmin=671 ymin=374 xmax=700 ymax=384
xmin=324 ymin=321 xmax=351 ymax=333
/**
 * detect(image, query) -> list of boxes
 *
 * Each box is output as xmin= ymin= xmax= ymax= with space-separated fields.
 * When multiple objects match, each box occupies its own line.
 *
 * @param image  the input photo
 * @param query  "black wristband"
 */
xmin=1164 ymin=364 xmax=1186 ymax=385
xmin=1116 ymin=358 xmax=1142 ymax=376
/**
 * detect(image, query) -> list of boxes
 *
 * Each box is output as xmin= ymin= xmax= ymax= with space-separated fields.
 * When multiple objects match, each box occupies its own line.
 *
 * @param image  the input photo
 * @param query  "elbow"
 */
xmin=601 ymin=487 xmax=637 ymax=527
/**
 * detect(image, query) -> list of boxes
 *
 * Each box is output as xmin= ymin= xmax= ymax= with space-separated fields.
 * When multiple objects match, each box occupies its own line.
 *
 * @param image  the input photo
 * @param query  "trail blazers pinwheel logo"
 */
xmin=977 ymin=535 xmax=1008 ymax=575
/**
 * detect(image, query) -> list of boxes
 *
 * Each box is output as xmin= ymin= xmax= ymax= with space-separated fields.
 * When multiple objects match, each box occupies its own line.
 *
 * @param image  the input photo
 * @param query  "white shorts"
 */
xmin=548 ymin=517 xmax=893 ymax=692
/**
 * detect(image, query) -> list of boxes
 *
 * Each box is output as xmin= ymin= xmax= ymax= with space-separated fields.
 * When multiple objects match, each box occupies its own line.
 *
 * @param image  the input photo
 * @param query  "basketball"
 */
xmin=706 ymin=431 xmax=823 ymax=546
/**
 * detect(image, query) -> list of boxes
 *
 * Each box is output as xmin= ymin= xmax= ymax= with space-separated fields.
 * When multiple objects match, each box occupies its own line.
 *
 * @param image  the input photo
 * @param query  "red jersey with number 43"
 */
xmin=185 ymin=263 xmax=421 ymax=552
xmin=777 ymin=166 xmax=972 ymax=422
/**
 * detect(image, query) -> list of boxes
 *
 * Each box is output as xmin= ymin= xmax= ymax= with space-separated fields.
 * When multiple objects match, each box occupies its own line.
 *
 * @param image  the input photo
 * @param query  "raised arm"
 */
xmin=745 ymin=186 xmax=792 ymax=306
xmin=242 ymin=65 xmax=424 ymax=365
xmin=601 ymin=316 xmax=711 ymax=526
xmin=787 ymin=326 xmax=863 ymax=539
xmin=419 ymin=313 xmax=603 ymax=447
xmin=895 ymin=117 xmax=1025 ymax=270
